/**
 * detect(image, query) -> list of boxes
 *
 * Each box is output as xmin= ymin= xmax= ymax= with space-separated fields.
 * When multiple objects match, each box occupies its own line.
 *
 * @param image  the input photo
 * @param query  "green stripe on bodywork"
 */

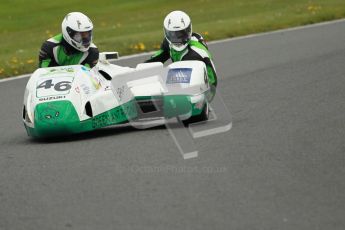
xmin=91 ymin=100 xmax=138 ymax=129
xmin=25 ymin=94 xmax=206 ymax=138
xmin=29 ymin=100 xmax=89 ymax=137
xmin=25 ymin=100 xmax=138 ymax=138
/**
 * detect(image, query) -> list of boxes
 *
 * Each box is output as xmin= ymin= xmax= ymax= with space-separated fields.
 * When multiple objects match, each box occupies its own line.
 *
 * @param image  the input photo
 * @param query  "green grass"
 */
xmin=1 ymin=0 xmax=345 ymax=78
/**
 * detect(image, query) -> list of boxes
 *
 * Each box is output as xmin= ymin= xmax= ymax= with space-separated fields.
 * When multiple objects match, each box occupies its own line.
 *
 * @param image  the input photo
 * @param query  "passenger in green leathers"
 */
xmin=145 ymin=10 xmax=218 ymax=99
xmin=39 ymin=12 xmax=99 ymax=68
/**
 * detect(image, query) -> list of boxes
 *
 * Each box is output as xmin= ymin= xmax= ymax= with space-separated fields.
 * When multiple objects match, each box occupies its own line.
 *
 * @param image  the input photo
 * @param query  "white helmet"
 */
xmin=61 ymin=12 xmax=93 ymax=52
xmin=163 ymin=11 xmax=192 ymax=51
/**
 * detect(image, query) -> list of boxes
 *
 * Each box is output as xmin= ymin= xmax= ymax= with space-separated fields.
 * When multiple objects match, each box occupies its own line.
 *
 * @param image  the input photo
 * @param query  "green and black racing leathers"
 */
xmin=146 ymin=32 xmax=218 ymax=98
xmin=39 ymin=34 xmax=99 ymax=68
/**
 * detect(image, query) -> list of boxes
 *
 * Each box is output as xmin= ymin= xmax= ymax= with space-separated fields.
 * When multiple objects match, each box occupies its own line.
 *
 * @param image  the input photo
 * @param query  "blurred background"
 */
xmin=1 ymin=0 xmax=345 ymax=78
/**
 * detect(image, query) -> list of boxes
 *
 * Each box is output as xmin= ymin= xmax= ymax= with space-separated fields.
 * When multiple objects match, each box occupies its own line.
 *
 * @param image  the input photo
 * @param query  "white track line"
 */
xmin=1 ymin=18 xmax=344 ymax=84
xmin=208 ymin=18 xmax=345 ymax=45
xmin=0 ymin=73 xmax=31 ymax=83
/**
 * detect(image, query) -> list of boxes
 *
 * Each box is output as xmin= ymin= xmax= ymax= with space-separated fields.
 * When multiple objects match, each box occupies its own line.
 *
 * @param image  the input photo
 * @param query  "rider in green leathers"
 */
xmin=39 ymin=12 xmax=99 ymax=68
xmin=145 ymin=10 xmax=218 ymax=99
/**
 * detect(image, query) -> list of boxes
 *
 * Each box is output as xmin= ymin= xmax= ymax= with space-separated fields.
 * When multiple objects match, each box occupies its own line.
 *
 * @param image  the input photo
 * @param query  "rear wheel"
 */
xmin=183 ymin=102 xmax=209 ymax=126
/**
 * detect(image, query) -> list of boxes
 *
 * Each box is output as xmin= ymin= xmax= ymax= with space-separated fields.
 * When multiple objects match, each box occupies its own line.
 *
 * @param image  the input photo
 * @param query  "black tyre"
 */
xmin=183 ymin=102 xmax=209 ymax=126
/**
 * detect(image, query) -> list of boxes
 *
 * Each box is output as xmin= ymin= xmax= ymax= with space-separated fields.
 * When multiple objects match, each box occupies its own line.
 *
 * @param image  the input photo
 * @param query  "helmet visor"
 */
xmin=67 ymin=27 xmax=92 ymax=47
xmin=165 ymin=24 xmax=191 ymax=45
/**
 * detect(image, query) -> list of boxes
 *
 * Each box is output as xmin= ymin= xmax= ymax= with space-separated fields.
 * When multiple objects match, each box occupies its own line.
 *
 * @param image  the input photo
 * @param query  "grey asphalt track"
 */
xmin=1 ymin=20 xmax=345 ymax=230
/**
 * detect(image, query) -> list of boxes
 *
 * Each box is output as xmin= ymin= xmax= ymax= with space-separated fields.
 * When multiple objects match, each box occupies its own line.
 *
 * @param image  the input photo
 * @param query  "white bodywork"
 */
xmin=23 ymin=55 xmax=209 ymax=127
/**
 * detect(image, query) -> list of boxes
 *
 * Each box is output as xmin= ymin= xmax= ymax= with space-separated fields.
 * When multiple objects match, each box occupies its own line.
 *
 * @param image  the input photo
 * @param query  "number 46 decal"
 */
xmin=37 ymin=79 xmax=72 ymax=91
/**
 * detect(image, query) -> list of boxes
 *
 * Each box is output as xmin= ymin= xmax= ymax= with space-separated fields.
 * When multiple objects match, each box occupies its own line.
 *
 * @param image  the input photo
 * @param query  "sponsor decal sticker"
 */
xmin=43 ymin=67 xmax=74 ymax=76
xmin=38 ymin=105 xmax=61 ymax=125
xmin=81 ymin=66 xmax=89 ymax=72
xmin=166 ymin=68 xmax=192 ymax=84
xmin=39 ymin=95 xmax=66 ymax=102
xmin=116 ymin=86 xmax=126 ymax=100
xmin=92 ymin=104 xmax=136 ymax=128
xmin=75 ymin=86 xmax=80 ymax=93
xmin=80 ymin=83 xmax=91 ymax=95
xmin=36 ymin=77 xmax=73 ymax=98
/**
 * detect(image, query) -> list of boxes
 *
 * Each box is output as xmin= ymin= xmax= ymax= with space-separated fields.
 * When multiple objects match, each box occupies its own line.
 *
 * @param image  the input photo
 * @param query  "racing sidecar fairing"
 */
xmin=22 ymin=57 xmax=210 ymax=138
